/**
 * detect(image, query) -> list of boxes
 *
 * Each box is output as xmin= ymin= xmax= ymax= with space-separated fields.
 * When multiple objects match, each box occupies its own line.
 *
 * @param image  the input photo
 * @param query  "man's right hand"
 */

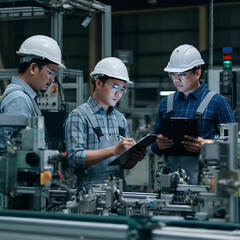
xmin=156 ymin=134 xmax=174 ymax=150
xmin=114 ymin=138 xmax=136 ymax=155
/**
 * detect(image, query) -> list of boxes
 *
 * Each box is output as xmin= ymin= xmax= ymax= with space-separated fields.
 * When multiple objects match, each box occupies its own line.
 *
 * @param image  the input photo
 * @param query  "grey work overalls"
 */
xmin=164 ymin=91 xmax=216 ymax=184
xmin=74 ymin=104 xmax=126 ymax=190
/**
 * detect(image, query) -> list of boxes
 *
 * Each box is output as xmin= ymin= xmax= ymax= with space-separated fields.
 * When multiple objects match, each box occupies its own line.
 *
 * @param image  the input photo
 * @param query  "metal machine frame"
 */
xmin=0 ymin=0 xmax=112 ymax=104
xmin=0 ymin=0 xmax=112 ymax=58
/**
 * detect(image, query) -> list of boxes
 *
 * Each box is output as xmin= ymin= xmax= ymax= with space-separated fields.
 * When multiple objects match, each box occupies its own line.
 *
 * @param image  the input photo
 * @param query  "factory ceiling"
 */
xmin=0 ymin=0 xmax=240 ymax=11
xmin=100 ymin=0 xmax=240 ymax=11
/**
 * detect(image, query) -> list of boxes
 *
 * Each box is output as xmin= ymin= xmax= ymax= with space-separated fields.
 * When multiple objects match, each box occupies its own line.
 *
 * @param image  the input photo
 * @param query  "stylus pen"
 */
xmin=118 ymin=135 xmax=125 ymax=140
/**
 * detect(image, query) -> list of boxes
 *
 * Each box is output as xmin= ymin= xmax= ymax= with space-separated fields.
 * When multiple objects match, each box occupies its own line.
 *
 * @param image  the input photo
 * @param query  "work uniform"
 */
xmin=151 ymin=83 xmax=235 ymax=184
xmin=0 ymin=76 xmax=46 ymax=147
xmin=65 ymin=96 xmax=130 ymax=190
xmin=0 ymin=76 xmax=41 ymax=117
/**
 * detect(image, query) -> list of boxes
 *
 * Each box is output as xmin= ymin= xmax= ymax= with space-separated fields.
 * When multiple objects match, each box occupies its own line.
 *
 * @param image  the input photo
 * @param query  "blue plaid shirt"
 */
xmin=152 ymin=83 xmax=235 ymax=155
xmin=65 ymin=96 xmax=130 ymax=169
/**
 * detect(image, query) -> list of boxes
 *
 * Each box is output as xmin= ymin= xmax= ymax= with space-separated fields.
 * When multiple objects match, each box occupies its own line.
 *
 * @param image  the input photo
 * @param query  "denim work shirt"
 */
xmin=0 ymin=76 xmax=46 ymax=148
xmin=0 ymin=76 xmax=39 ymax=116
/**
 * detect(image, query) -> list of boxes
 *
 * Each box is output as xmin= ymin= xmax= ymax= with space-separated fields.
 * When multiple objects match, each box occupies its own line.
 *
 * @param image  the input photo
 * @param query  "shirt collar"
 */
xmin=191 ymin=82 xmax=205 ymax=99
xmin=87 ymin=96 xmax=114 ymax=114
xmin=11 ymin=76 xmax=37 ymax=99
xmin=176 ymin=82 xmax=205 ymax=100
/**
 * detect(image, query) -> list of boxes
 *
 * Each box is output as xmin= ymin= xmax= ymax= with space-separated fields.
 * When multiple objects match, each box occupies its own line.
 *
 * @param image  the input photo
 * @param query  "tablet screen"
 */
xmin=161 ymin=118 xmax=199 ymax=156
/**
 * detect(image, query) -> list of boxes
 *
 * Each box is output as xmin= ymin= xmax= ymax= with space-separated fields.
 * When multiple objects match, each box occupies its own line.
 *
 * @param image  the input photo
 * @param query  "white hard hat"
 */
xmin=90 ymin=57 xmax=133 ymax=84
xmin=164 ymin=44 xmax=204 ymax=72
xmin=16 ymin=35 xmax=66 ymax=68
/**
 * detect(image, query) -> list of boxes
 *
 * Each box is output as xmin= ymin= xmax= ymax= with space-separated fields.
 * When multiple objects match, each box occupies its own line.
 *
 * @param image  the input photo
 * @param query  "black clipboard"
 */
xmin=108 ymin=134 xmax=158 ymax=166
xmin=161 ymin=118 xmax=199 ymax=156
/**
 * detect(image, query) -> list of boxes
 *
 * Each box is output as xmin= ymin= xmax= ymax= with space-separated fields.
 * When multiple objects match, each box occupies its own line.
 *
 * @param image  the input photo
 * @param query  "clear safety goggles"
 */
xmin=106 ymin=81 xmax=127 ymax=93
xmin=40 ymin=66 xmax=58 ymax=78
xmin=168 ymin=70 xmax=194 ymax=81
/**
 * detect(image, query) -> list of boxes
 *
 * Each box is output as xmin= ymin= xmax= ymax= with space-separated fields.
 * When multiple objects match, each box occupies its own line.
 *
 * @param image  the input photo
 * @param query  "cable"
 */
xmin=46 ymin=182 xmax=71 ymax=211
xmin=55 ymin=77 xmax=67 ymax=111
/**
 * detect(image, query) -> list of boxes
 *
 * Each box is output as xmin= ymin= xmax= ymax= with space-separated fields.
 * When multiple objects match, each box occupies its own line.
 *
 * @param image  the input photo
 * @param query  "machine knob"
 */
xmin=40 ymin=171 xmax=52 ymax=185
xmin=26 ymin=152 xmax=40 ymax=167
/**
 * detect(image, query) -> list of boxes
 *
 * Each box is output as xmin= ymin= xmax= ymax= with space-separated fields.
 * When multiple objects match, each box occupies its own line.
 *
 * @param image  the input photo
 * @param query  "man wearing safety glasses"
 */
xmin=65 ymin=57 xmax=146 ymax=190
xmin=0 ymin=35 xmax=65 ymax=147
xmin=152 ymin=44 xmax=235 ymax=184
xmin=0 ymin=35 xmax=65 ymax=117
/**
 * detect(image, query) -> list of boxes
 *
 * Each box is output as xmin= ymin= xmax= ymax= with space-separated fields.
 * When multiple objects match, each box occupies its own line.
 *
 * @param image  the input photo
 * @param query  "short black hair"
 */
xmin=18 ymin=58 xmax=54 ymax=74
xmin=93 ymin=75 xmax=109 ymax=91
xmin=192 ymin=66 xmax=202 ymax=72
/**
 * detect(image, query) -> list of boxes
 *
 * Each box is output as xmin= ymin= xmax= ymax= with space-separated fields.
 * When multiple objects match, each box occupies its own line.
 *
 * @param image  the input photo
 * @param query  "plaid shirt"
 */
xmin=65 ymin=96 xmax=130 ymax=169
xmin=152 ymin=83 xmax=235 ymax=155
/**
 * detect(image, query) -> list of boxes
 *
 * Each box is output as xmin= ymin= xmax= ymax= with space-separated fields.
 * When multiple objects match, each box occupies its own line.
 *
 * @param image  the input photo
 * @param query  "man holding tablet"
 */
xmin=65 ymin=57 xmax=146 ymax=190
xmin=151 ymin=44 xmax=235 ymax=184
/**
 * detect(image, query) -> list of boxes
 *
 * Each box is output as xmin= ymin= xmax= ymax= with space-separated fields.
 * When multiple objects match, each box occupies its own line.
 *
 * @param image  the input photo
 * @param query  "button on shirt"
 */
xmin=65 ymin=96 xmax=130 ymax=169
xmin=0 ymin=76 xmax=39 ymax=116
xmin=152 ymin=83 xmax=235 ymax=155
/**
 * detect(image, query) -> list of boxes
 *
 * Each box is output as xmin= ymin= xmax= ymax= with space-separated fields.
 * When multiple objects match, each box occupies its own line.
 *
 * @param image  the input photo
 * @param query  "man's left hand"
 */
xmin=182 ymin=135 xmax=212 ymax=153
xmin=124 ymin=148 xmax=146 ymax=169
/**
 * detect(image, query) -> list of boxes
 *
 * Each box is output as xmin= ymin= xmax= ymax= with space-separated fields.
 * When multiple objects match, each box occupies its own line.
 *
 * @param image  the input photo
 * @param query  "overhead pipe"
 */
xmin=66 ymin=0 xmax=106 ymax=12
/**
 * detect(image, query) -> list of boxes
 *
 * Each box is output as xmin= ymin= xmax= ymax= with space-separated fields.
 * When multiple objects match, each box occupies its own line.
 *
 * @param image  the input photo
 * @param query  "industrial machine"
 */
xmin=0 ymin=115 xmax=70 ymax=211
xmin=0 ymin=118 xmax=240 ymax=239
xmin=56 ymin=123 xmax=240 ymax=225
xmin=0 ymin=115 xmax=239 ymax=221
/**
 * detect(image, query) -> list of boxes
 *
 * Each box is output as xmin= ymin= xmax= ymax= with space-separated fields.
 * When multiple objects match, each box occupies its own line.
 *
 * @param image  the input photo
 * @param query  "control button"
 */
xmin=40 ymin=171 xmax=52 ymax=186
xmin=51 ymin=87 xmax=57 ymax=93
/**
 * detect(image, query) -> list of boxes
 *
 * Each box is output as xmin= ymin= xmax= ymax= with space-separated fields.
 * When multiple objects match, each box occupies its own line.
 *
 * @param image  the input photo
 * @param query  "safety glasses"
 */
xmin=105 ymin=81 xmax=127 ymax=93
xmin=40 ymin=66 xmax=58 ymax=78
xmin=168 ymin=70 xmax=194 ymax=81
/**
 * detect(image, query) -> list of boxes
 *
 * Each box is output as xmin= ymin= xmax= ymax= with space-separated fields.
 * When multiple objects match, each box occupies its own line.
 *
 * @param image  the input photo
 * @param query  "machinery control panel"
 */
xmin=37 ymin=83 xmax=59 ymax=110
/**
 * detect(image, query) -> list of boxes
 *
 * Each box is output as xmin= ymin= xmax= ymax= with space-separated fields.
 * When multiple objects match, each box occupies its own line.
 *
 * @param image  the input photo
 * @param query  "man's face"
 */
xmin=33 ymin=63 xmax=58 ymax=92
xmin=169 ymin=69 xmax=201 ymax=97
xmin=97 ymin=78 xmax=126 ymax=108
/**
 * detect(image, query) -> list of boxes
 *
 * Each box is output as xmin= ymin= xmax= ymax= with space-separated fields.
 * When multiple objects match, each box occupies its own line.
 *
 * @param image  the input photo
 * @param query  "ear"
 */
xmin=195 ymin=68 xmax=202 ymax=80
xmin=29 ymin=62 xmax=38 ymax=75
xmin=95 ymin=78 xmax=103 ymax=89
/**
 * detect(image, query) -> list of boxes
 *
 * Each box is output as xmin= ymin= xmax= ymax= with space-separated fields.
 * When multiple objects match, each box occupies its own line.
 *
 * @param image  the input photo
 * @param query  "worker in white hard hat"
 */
xmin=152 ymin=44 xmax=235 ymax=184
xmin=65 ymin=57 xmax=146 ymax=190
xmin=0 ymin=35 xmax=65 ymax=116
xmin=0 ymin=35 xmax=65 ymax=146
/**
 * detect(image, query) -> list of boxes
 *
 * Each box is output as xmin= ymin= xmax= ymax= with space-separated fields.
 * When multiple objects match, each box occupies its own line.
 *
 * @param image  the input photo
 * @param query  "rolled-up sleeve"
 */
xmin=65 ymin=110 xmax=88 ymax=169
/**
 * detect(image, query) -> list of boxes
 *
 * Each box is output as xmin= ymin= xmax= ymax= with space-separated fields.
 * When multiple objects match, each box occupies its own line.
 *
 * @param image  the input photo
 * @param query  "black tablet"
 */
xmin=161 ymin=118 xmax=199 ymax=156
xmin=108 ymin=134 xmax=158 ymax=166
